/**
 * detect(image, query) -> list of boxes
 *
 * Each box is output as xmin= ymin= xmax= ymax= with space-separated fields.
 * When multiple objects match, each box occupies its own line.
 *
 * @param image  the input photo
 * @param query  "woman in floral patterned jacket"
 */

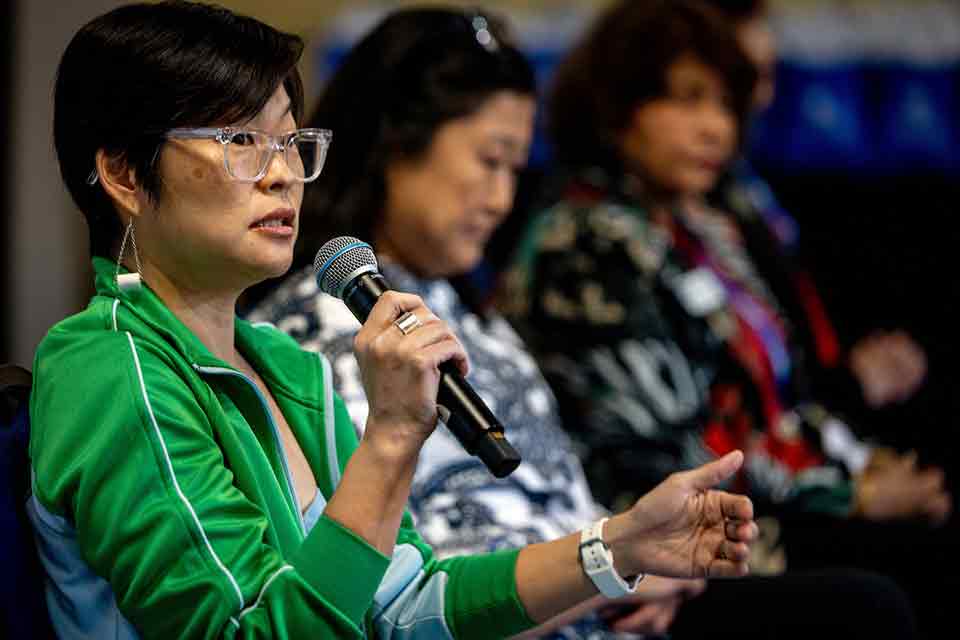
xmin=502 ymin=0 xmax=954 ymax=632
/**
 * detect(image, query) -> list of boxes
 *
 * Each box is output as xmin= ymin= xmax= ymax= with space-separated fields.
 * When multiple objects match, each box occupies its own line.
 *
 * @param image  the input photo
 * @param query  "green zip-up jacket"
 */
xmin=27 ymin=257 xmax=534 ymax=639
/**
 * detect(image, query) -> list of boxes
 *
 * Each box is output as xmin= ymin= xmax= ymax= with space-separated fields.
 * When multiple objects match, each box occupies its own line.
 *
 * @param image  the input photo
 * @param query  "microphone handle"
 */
xmin=343 ymin=273 xmax=522 ymax=478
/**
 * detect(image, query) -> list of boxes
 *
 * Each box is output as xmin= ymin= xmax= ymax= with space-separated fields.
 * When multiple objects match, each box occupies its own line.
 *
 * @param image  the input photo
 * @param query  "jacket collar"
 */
xmin=93 ymin=257 xmax=236 ymax=366
xmin=91 ymin=258 xmax=323 ymax=408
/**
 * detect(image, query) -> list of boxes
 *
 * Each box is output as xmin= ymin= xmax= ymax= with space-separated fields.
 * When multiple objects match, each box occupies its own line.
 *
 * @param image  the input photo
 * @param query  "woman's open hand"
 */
xmin=605 ymin=451 xmax=757 ymax=580
xmin=854 ymin=451 xmax=951 ymax=525
xmin=850 ymin=330 xmax=927 ymax=407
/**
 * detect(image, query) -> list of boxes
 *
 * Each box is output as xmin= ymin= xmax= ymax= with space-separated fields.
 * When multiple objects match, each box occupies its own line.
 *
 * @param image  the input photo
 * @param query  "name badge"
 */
xmin=671 ymin=267 xmax=727 ymax=317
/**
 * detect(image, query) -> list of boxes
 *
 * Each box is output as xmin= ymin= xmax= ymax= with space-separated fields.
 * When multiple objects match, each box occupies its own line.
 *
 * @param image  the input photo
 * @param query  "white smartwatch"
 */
xmin=579 ymin=517 xmax=643 ymax=599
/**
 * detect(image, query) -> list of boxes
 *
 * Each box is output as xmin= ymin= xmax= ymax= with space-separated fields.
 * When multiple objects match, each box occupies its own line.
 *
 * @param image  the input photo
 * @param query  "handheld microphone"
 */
xmin=314 ymin=236 xmax=522 ymax=478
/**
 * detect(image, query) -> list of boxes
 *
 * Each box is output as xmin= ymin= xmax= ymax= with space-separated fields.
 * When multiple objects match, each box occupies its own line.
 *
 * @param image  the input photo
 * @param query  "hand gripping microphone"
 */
xmin=314 ymin=236 xmax=522 ymax=478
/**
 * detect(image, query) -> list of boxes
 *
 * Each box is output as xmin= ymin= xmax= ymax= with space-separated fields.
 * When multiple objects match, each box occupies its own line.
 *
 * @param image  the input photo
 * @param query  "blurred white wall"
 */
xmin=7 ymin=0 xmax=126 ymax=367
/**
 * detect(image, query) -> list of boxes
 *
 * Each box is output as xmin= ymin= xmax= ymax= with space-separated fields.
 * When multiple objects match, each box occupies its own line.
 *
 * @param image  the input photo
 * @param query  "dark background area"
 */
xmin=1 ymin=3 xmax=15 ymax=364
xmin=763 ymin=171 xmax=960 ymax=355
xmin=761 ymin=170 xmax=960 ymax=468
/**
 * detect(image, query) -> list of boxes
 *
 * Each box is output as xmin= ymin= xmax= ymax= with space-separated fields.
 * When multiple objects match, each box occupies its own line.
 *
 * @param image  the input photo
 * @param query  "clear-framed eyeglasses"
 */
xmin=164 ymin=127 xmax=332 ymax=183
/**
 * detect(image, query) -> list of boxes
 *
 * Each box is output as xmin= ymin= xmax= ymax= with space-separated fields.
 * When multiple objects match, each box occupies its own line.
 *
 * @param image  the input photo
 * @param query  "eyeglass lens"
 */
xmin=223 ymin=130 xmax=326 ymax=181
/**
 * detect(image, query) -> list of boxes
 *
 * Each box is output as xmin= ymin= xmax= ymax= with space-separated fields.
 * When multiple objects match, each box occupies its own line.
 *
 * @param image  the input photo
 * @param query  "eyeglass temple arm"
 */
xmin=165 ymin=127 xmax=222 ymax=140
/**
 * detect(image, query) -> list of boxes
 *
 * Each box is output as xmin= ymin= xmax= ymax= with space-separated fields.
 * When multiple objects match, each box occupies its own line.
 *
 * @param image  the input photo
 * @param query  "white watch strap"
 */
xmin=579 ymin=517 xmax=642 ymax=599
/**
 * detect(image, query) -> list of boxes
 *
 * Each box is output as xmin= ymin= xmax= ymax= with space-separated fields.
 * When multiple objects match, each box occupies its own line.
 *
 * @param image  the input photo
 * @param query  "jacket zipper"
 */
xmin=193 ymin=364 xmax=307 ymax=536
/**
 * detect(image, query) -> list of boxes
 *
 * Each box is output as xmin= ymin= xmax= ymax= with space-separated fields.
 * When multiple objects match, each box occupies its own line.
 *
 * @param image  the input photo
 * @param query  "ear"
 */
xmin=95 ymin=148 xmax=144 ymax=221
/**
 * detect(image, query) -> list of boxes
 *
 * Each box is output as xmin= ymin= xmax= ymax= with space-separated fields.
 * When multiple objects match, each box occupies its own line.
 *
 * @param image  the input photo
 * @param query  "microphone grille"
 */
xmin=313 ymin=236 xmax=379 ymax=298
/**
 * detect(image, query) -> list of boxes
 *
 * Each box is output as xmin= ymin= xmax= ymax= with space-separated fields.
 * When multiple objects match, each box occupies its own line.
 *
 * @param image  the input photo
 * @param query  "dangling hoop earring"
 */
xmin=116 ymin=220 xmax=143 ymax=294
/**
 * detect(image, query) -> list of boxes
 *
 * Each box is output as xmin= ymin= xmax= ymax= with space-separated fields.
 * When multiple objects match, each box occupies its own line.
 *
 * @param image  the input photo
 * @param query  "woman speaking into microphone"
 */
xmin=28 ymin=2 xmax=756 ymax=638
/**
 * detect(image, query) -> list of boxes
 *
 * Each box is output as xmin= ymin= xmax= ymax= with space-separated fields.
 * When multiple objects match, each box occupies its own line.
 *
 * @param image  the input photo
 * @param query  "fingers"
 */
xmin=385 ymin=315 xmax=470 ymax=376
xmin=355 ymin=292 xmax=426 ymax=356
xmin=608 ymin=601 xmax=669 ymax=634
xmin=901 ymin=463 xmax=946 ymax=505
xmin=626 ymin=575 xmax=697 ymax=602
xmin=718 ymin=490 xmax=754 ymax=523
xmin=355 ymin=291 xmax=472 ymax=435
xmin=358 ymin=291 xmax=471 ymax=376
xmin=651 ymin=598 xmax=681 ymax=635
xmin=897 ymin=450 xmax=919 ymax=472
xmin=707 ymin=547 xmax=750 ymax=578
xmin=886 ymin=330 xmax=927 ymax=378
xmin=363 ymin=291 xmax=427 ymax=332
xmin=865 ymin=446 xmax=899 ymax=472
xmin=684 ymin=578 xmax=708 ymax=599
xmin=704 ymin=532 xmax=751 ymax=578
xmin=855 ymin=331 xmax=926 ymax=404
xmin=418 ymin=335 xmax=471 ymax=378
xmin=915 ymin=465 xmax=951 ymax=524
xmin=624 ymin=599 xmax=680 ymax=635
xmin=719 ymin=539 xmax=751 ymax=564
xmin=850 ymin=332 xmax=923 ymax=406
xmin=684 ymin=450 xmax=744 ymax=491
xmin=925 ymin=492 xmax=953 ymax=525
xmin=856 ymin=458 xmax=950 ymax=522
xmin=709 ymin=559 xmax=749 ymax=578
xmin=725 ymin=518 xmax=759 ymax=543
xmin=916 ymin=468 xmax=945 ymax=494
xmin=717 ymin=516 xmax=756 ymax=579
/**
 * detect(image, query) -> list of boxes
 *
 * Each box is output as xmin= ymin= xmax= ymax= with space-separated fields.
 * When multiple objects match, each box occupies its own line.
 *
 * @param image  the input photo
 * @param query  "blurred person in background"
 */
xmin=701 ymin=0 xmax=933 ymax=433
xmin=251 ymin=7 xmax=918 ymax=639
xmin=27 ymin=2 xmax=762 ymax=638
xmin=502 ymin=0 xmax=955 ymax=633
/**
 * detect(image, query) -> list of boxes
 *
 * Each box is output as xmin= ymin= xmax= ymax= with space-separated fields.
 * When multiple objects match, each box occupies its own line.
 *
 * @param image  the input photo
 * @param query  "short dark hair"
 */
xmin=699 ymin=0 xmax=769 ymax=22
xmin=548 ymin=0 xmax=756 ymax=170
xmin=55 ymin=1 xmax=304 ymax=258
xmin=293 ymin=7 xmax=535 ymax=270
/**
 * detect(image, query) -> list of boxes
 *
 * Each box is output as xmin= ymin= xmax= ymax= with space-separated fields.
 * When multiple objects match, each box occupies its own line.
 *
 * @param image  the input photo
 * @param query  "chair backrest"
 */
xmin=0 ymin=364 xmax=54 ymax=638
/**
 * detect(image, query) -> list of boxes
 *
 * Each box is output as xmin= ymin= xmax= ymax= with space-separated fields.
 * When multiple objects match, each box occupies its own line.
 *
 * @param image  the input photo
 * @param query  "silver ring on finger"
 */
xmin=394 ymin=311 xmax=423 ymax=336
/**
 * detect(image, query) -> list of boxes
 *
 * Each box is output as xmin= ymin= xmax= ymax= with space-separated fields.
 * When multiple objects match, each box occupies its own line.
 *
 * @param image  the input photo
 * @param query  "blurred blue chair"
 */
xmin=1 ymin=364 xmax=54 ymax=638
xmin=751 ymin=61 xmax=872 ymax=173
xmin=874 ymin=62 xmax=959 ymax=173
